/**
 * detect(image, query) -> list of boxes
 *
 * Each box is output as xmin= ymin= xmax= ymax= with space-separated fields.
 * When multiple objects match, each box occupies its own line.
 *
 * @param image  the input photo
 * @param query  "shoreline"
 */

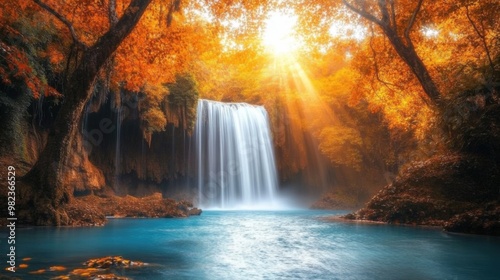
xmin=321 ymin=214 xmax=444 ymax=231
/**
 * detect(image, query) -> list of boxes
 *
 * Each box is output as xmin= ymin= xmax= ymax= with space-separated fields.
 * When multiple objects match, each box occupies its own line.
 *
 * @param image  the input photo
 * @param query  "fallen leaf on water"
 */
xmin=29 ymin=269 xmax=46 ymax=274
xmin=49 ymin=266 xmax=67 ymax=271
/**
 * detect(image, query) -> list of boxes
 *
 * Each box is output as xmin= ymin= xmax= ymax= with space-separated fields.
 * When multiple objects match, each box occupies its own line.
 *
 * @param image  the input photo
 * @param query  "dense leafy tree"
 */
xmin=1 ymin=0 xmax=498 ymax=224
xmin=16 ymin=0 xmax=181 ymax=225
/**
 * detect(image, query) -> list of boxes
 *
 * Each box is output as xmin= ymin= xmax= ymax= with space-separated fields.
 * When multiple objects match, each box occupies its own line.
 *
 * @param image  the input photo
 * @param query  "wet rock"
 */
xmin=70 ymin=267 xmax=102 ymax=277
xmin=49 ymin=256 xmax=145 ymax=280
xmin=63 ymin=193 xmax=203 ymax=225
xmin=188 ymin=208 xmax=202 ymax=216
xmin=29 ymin=269 xmax=46 ymax=274
xmin=21 ymin=256 xmax=147 ymax=280
xmin=84 ymin=256 xmax=146 ymax=269
xmin=343 ymin=213 xmax=356 ymax=220
xmin=49 ymin=266 xmax=67 ymax=272
xmin=51 ymin=276 xmax=70 ymax=280
xmin=93 ymin=273 xmax=129 ymax=280
xmin=444 ymin=204 xmax=500 ymax=236
xmin=343 ymin=154 xmax=500 ymax=235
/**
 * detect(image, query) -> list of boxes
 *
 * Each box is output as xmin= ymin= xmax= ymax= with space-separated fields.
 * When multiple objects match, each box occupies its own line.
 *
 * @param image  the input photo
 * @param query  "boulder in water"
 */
xmin=188 ymin=208 xmax=202 ymax=216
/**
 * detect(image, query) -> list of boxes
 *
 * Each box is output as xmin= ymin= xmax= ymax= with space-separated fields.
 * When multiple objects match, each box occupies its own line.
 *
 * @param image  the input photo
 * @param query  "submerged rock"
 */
xmin=93 ymin=273 xmax=129 ymax=280
xmin=84 ymin=256 xmax=146 ymax=269
xmin=49 ymin=266 xmax=67 ymax=272
xmin=29 ymin=269 xmax=46 ymax=274
xmin=30 ymin=256 xmax=147 ymax=280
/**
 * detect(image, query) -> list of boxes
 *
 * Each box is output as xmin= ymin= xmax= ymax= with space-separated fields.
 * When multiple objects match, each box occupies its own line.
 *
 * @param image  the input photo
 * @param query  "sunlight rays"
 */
xmin=264 ymin=36 xmax=340 ymax=190
xmin=262 ymin=11 xmax=301 ymax=56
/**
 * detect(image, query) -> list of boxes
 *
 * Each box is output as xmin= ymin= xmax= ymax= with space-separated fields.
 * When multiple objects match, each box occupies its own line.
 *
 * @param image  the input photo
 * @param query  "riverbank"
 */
xmin=63 ymin=193 xmax=202 ymax=226
xmin=340 ymin=154 xmax=500 ymax=236
xmin=0 ymin=190 xmax=201 ymax=227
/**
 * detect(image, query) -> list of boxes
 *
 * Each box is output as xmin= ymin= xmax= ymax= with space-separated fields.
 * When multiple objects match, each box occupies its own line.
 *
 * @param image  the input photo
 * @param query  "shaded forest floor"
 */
xmin=341 ymin=153 xmax=500 ymax=236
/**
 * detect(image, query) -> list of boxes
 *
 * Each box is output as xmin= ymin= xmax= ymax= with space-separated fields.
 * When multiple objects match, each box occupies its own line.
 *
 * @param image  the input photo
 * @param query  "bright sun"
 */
xmin=262 ymin=12 xmax=299 ymax=56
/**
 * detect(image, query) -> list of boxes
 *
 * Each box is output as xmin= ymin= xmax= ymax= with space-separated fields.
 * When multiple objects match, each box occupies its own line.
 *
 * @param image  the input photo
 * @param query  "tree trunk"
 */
xmin=342 ymin=0 xmax=443 ymax=106
xmin=24 ymin=0 xmax=153 ymax=225
xmin=383 ymin=29 xmax=442 ymax=106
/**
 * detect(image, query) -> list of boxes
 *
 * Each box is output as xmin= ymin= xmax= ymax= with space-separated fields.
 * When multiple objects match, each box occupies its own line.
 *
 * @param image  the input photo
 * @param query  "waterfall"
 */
xmin=195 ymin=99 xmax=278 ymax=209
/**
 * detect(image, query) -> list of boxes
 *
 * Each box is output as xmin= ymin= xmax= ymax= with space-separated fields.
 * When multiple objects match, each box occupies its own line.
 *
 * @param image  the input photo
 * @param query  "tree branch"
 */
xmin=377 ymin=0 xmax=391 ymax=27
xmin=465 ymin=4 xmax=495 ymax=73
xmin=32 ymin=0 xmax=87 ymax=49
xmin=369 ymin=26 xmax=400 ymax=91
xmin=87 ymin=0 xmax=153 ymax=74
xmin=404 ymin=0 xmax=423 ymax=46
xmin=109 ymin=0 xmax=119 ymax=27
xmin=166 ymin=0 xmax=182 ymax=27
xmin=389 ymin=0 xmax=396 ymax=30
xmin=342 ymin=0 xmax=384 ymax=27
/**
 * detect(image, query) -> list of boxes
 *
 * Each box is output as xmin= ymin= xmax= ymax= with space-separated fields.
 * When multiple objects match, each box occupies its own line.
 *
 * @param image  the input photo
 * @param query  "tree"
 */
xmin=24 ymin=0 xmax=164 ymax=225
xmin=340 ymin=0 xmax=442 ymax=105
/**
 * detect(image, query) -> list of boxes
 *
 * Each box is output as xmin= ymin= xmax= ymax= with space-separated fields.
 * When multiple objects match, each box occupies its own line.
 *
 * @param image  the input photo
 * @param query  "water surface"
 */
xmin=2 ymin=210 xmax=499 ymax=279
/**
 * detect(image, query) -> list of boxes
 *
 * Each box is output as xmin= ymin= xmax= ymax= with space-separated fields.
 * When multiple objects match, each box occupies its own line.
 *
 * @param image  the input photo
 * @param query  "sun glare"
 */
xmin=421 ymin=26 xmax=439 ymax=38
xmin=262 ymin=12 xmax=299 ymax=56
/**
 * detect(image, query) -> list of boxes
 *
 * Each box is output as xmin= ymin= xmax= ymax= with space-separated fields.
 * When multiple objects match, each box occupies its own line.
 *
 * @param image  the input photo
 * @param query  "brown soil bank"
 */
xmin=0 ymin=156 xmax=201 ymax=226
xmin=64 ymin=193 xmax=202 ymax=226
xmin=343 ymin=154 xmax=500 ymax=236
xmin=9 ymin=192 xmax=201 ymax=227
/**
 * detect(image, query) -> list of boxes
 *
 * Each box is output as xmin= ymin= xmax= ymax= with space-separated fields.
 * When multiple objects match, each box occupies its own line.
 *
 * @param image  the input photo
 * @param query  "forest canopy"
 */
xmin=1 ymin=0 xmax=499 ymax=190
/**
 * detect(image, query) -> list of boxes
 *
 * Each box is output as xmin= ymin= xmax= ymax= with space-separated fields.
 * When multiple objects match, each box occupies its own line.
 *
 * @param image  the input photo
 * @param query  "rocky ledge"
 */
xmin=342 ymin=154 xmax=500 ymax=236
xmin=61 ymin=193 xmax=202 ymax=226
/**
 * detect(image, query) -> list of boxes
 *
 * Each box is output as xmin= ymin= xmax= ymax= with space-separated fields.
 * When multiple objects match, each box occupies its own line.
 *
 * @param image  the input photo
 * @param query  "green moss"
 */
xmin=0 ymin=12 xmax=64 ymax=159
xmin=164 ymin=73 xmax=199 ymax=132
xmin=0 ymin=88 xmax=32 ymax=157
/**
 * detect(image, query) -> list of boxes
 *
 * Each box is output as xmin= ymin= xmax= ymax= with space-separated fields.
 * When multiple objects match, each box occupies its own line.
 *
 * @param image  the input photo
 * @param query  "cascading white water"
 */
xmin=195 ymin=99 xmax=278 ymax=209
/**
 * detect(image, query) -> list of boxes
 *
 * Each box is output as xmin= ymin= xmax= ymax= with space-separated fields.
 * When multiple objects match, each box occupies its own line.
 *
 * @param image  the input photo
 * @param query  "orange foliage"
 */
xmin=40 ymin=44 xmax=65 ymax=66
xmin=0 ymin=40 xmax=60 ymax=99
xmin=2 ymin=0 xmax=497 ymax=172
xmin=113 ymin=11 xmax=212 ymax=92
xmin=1 ymin=0 xmax=217 ymax=102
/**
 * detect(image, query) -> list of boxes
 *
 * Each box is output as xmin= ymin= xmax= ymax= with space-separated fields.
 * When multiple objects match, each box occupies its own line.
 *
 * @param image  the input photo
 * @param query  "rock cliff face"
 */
xmin=80 ymin=98 xmax=335 ymax=197
xmin=2 ymin=91 xmax=332 ymax=208
xmin=344 ymin=154 xmax=500 ymax=235
xmin=87 ymin=106 xmax=191 ymax=195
